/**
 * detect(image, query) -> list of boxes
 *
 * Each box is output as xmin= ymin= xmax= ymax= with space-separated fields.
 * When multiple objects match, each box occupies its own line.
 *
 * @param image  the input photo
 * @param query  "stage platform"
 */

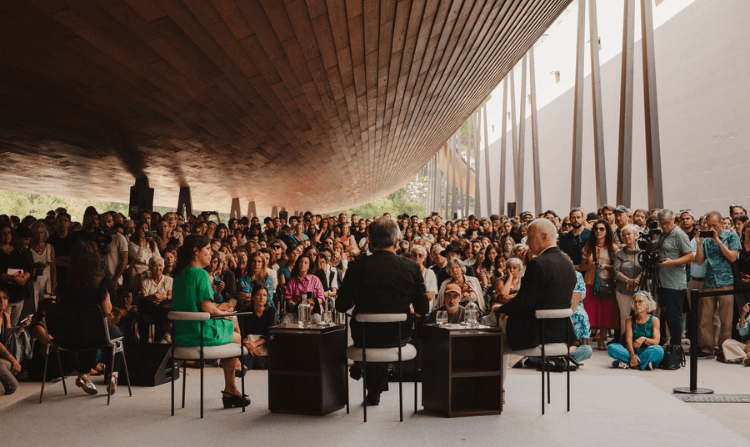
xmin=2 ymin=347 xmax=750 ymax=446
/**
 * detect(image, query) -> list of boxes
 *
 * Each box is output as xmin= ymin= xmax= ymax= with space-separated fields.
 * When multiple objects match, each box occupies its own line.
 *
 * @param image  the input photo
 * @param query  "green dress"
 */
xmin=173 ymin=265 xmax=234 ymax=347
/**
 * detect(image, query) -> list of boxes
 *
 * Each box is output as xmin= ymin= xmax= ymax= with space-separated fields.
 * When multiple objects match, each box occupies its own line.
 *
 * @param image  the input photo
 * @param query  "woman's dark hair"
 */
xmin=585 ymin=219 xmax=616 ymax=257
xmin=291 ymin=254 xmax=314 ymax=278
xmin=130 ymin=220 xmax=150 ymax=245
xmin=482 ymin=245 xmax=498 ymax=270
xmin=68 ymin=240 xmax=105 ymax=289
xmin=174 ymin=234 xmax=210 ymax=277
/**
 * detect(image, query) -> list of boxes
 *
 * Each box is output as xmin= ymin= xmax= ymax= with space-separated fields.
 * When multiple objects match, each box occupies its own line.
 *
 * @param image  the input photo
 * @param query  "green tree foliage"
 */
xmin=331 ymin=186 xmax=426 ymax=219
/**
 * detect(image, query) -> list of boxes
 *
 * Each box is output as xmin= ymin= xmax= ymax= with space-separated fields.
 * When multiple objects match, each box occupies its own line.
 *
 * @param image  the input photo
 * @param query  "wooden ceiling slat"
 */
xmin=0 ymin=0 xmax=571 ymax=211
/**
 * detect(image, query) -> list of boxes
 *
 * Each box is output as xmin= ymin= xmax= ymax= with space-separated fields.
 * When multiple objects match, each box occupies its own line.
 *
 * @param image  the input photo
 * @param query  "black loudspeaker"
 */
xmin=119 ymin=343 xmax=179 ymax=386
xmin=507 ymin=202 xmax=517 ymax=218
xmin=279 ymin=210 xmax=289 ymax=221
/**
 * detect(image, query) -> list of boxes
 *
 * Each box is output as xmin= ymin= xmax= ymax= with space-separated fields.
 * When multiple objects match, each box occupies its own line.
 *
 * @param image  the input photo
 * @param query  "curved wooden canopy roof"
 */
xmin=0 ymin=0 xmax=570 ymax=213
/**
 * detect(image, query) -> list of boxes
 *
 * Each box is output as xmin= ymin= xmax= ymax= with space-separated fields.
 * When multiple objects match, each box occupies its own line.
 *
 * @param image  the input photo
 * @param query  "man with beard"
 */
xmin=427 ymin=284 xmax=465 ymax=324
xmin=679 ymin=210 xmax=697 ymax=241
xmin=559 ymin=208 xmax=590 ymax=269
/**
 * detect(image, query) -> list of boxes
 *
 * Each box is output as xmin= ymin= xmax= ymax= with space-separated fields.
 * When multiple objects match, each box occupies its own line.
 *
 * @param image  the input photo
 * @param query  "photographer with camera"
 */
xmin=695 ymin=211 xmax=740 ymax=359
xmin=655 ymin=209 xmax=694 ymax=348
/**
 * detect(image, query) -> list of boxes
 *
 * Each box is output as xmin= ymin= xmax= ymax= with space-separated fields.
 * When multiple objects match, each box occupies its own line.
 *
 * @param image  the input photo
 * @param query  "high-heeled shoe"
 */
xmin=222 ymin=390 xmax=251 ymax=408
xmin=235 ymin=364 xmax=247 ymax=378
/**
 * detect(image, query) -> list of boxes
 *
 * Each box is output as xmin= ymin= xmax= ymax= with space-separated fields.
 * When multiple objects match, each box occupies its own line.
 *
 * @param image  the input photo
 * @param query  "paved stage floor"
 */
xmin=3 ymin=345 xmax=750 ymax=446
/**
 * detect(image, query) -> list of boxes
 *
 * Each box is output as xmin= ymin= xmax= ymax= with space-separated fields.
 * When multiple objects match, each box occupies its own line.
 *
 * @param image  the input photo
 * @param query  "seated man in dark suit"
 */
xmin=427 ymin=284 xmax=465 ymax=325
xmin=496 ymin=219 xmax=577 ymax=386
xmin=336 ymin=217 xmax=429 ymax=405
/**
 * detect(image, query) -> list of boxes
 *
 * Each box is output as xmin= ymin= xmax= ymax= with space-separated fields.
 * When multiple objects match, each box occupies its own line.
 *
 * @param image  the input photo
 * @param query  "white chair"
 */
xmin=345 ymin=313 xmax=417 ymax=422
xmin=514 ymin=309 xmax=573 ymax=415
xmin=168 ymin=311 xmax=249 ymax=418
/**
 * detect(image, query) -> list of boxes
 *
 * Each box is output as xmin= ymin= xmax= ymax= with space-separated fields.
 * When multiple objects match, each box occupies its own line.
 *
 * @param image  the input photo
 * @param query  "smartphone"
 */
xmin=741 ymin=272 xmax=749 ymax=278
xmin=20 ymin=314 xmax=33 ymax=324
xmin=699 ymin=230 xmax=713 ymax=238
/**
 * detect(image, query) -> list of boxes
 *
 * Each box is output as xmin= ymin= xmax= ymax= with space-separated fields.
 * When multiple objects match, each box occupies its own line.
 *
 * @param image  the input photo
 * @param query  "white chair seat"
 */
xmin=515 ymin=343 xmax=569 ymax=358
xmin=173 ymin=344 xmax=248 ymax=360
xmin=346 ymin=344 xmax=417 ymax=363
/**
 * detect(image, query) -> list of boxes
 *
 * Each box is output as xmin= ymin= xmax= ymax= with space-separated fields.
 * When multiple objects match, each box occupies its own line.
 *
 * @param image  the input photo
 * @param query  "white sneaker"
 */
xmin=76 ymin=377 xmax=98 ymax=395
xmin=645 ymin=362 xmax=654 ymax=371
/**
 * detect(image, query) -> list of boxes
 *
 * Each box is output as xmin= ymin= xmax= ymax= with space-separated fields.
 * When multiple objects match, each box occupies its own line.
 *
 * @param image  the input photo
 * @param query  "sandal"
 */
xmin=222 ymin=390 xmax=251 ymax=408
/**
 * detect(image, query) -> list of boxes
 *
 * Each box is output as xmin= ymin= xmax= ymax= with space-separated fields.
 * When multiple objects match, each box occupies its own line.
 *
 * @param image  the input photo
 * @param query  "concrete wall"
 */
xmin=474 ymin=0 xmax=750 ymax=218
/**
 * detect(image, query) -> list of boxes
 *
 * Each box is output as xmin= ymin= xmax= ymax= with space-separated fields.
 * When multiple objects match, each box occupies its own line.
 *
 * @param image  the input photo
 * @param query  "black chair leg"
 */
xmin=171 ymin=356 xmax=175 ymax=416
xmin=567 ymin=356 xmax=571 ymax=412
xmin=414 ymin=360 xmax=418 ymax=414
xmin=107 ymin=345 xmax=116 ymax=405
xmin=541 ymin=354 xmax=545 ymax=415
xmin=200 ymin=361 xmax=204 ymax=419
xmin=120 ymin=347 xmax=133 ymax=397
xmin=362 ymin=359 xmax=367 ymax=423
xmin=398 ymin=360 xmax=403 ymax=422
xmin=182 ymin=364 xmax=187 ymax=408
xmin=241 ymin=357 xmax=246 ymax=413
xmin=40 ymin=346 xmax=50 ymax=403
xmin=547 ymin=364 xmax=551 ymax=404
xmin=55 ymin=350 xmax=67 ymax=395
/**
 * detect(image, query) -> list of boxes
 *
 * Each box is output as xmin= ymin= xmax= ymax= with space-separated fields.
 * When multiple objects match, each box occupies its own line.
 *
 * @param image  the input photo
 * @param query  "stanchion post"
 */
xmin=674 ymin=289 xmax=713 ymax=394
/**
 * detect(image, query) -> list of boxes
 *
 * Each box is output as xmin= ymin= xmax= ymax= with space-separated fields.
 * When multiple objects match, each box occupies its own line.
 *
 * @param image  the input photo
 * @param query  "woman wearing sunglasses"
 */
xmin=581 ymin=219 xmax=620 ymax=350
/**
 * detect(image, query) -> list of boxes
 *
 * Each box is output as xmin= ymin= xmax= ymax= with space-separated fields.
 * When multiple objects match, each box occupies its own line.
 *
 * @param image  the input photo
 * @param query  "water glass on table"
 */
xmin=436 ymin=310 xmax=448 ymax=326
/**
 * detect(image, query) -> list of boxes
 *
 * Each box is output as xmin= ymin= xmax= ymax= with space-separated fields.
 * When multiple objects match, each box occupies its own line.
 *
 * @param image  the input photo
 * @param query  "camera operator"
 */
xmin=695 ymin=211 xmax=740 ymax=359
xmin=656 ymin=209 xmax=694 ymax=347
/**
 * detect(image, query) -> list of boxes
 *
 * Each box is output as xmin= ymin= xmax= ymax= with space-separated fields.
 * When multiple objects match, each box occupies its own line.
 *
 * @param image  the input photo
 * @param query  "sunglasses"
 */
xmin=595 ymin=227 xmax=607 ymax=232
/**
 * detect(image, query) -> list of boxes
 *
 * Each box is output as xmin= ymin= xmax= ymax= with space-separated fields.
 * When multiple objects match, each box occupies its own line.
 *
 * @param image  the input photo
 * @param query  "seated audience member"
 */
xmin=314 ymin=250 xmax=341 ymax=301
xmin=172 ymin=235 xmax=249 ymax=408
xmin=435 ymin=258 xmax=484 ymax=312
xmin=428 ymin=284 xmax=465 ymax=324
xmin=495 ymin=258 xmax=523 ymax=304
xmin=238 ymin=252 xmax=275 ymax=313
xmin=0 ymin=223 xmax=33 ymax=327
xmin=0 ymin=287 xmax=21 ymax=396
xmin=241 ymin=286 xmax=276 ymax=370
xmin=409 ymin=246 xmax=437 ymax=311
xmin=138 ymin=257 xmax=173 ymax=344
xmin=58 ymin=241 xmax=123 ymax=395
xmin=607 ymin=291 xmax=664 ymax=370
xmin=436 ymin=241 xmax=476 ymax=285
xmin=721 ymin=302 xmax=750 ymax=365
xmin=281 ymin=254 xmax=324 ymax=324
xmin=128 ymin=220 xmax=160 ymax=293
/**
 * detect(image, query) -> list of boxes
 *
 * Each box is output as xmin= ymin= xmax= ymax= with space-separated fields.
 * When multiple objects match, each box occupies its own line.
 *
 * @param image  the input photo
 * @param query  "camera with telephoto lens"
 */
xmin=637 ymin=221 xmax=663 ymax=267
xmin=92 ymin=226 xmax=112 ymax=255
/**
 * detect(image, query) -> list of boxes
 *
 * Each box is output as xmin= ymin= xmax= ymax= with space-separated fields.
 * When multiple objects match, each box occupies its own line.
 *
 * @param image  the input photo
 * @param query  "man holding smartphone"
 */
xmin=695 ymin=211 xmax=741 ymax=359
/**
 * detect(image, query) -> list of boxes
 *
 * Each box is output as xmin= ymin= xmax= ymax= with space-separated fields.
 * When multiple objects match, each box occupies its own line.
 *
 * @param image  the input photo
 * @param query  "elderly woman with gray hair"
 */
xmin=494 ymin=258 xmax=523 ymax=304
xmin=138 ymin=256 xmax=173 ymax=343
xmin=613 ymin=224 xmax=644 ymax=335
xmin=607 ymin=291 xmax=664 ymax=370
xmin=409 ymin=245 xmax=438 ymax=309
xmin=436 ymin=258 xmax=485 ymax=313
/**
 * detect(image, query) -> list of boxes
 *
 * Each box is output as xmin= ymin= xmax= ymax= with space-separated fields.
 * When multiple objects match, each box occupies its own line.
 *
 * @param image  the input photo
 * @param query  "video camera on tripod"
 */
xmin=637 ymin=220 xmax=663 ymax=267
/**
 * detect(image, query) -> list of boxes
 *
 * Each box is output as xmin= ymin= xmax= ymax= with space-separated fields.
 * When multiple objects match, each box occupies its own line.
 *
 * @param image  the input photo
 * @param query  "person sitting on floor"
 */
xmin=607 ymin=291 xmax=664 ymax=370
xmin=427 ymin=284 xmax=465 ymax=324
xmin=721 ymin=302 xmax=750 ymax=365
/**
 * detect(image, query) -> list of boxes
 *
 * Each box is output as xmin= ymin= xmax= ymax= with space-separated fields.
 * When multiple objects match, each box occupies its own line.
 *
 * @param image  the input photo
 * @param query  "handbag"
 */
xmin=659 ymin=344 xmax=686 ymax=370
xmin=592 ymin=247 xmax=615 ymax=299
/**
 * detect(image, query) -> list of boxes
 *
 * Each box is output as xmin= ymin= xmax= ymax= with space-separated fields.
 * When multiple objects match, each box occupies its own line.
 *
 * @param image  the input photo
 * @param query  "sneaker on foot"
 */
xmin=612 ymin=360 xmax=629 ymax=369
xmin=76 ymin=377 xmax=98 ymax=395
xmin=743 ymin=358 xmax=750 ymax=367
xmin=645 ymin=362 xmax=654 ymax=371
xmin=696 ymin=351 xmax=715 ymax=360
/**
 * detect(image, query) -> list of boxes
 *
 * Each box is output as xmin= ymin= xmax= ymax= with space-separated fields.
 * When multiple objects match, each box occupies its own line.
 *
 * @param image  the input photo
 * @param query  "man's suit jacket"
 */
xmin=336 ymin=250 xmax=429 ymax=347
xmin=497 ymin=246 xmax=577 ymax=351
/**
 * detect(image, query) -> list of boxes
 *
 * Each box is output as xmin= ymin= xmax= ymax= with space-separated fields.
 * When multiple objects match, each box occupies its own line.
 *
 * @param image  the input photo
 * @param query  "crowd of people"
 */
xmin=1 ymin=201 xmax=749 ymax=402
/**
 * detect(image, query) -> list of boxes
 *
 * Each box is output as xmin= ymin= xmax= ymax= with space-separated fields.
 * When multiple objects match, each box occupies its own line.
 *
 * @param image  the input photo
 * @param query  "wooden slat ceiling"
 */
xmin=0 ymin=0 xmax=570 ymax=213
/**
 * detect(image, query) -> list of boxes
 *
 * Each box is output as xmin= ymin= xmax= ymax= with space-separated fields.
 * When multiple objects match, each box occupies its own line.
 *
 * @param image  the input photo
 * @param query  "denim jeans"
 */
xmin=0 ymin=359 xmax=19 ymax=395
xmin=607 ymin=343 xmax=664 ymax=370
xmin=657 ymin=287 xmax=685 ymax=346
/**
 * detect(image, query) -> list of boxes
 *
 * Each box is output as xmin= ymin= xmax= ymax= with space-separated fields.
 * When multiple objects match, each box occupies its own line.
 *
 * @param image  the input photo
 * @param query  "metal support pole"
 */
xmin=474 ymin=111 xmax=482 ymax=217
xmin=465 ymin=116 xmax=472 ymax=218
xmin=640 ymin=0 xmax=664 ymax=209
xmin=570 ymin=0 xmax=586 ymax=208
xmin=509 ymin=69 xmax=519 ymax=207
xmin=529 ymin=48 xmax=542 ymax=216
xmin=517 ymin=54 xmax=528 ymax=214
xmin=451 ymin=138 xmax=457 ymax=219
xmin=483 ymin=102 xmax=492 ymax=215
xmin=617 ymin=0 xmax=635 ymax=207
xmin=230 ymin=198 xmax=242 ymax=219
xmin=589 ymin=0 xmax=608 ymax=208
xmin=500 ymin=79 xmax=508 ymax=215
xmin=177 ymin=186 xmax=192 ymax=218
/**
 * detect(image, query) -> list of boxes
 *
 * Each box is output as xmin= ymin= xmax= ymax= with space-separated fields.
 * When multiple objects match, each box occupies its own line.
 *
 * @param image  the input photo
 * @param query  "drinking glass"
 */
xmin=436 ymin=310 xmax=448 ymax=326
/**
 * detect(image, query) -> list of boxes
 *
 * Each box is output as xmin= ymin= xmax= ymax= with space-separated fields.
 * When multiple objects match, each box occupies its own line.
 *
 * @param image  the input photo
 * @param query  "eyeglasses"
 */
xmin=633 ymin=300 xmax=647 ymax=304
xmin=271 ymin=246 xmax=281 ymax=249
xmin=595 ymin=227 xmax=607 ymax=232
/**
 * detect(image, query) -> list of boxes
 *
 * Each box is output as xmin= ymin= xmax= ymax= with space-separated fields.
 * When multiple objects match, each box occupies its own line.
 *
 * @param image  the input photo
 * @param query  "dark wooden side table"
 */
xmin=422 ymin=324 xmax=503 ymax=417
xmin=268 ymin=323 xmax=347 ymax=415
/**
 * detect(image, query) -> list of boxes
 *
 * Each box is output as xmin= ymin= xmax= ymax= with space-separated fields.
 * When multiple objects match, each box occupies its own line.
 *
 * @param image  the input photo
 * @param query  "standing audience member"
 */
xmin=656 ymin=209 xmax=694 ymax=348
xmin=581 ymin=219 xmax=619 ymax=350
xmin=559 ymin=208 xmax=590 ymax=268
xmin=29 ymin=221 xmax=56 ymax=310
xmin=695 ymin=211 xmax=740 ymax=359
xmin=613 ymin=225 xmax=644 ymax=336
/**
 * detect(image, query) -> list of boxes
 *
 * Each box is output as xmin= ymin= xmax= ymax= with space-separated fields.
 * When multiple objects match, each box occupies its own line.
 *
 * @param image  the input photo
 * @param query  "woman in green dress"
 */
xmin=172 ymin=234 xmax=250 ymax=408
